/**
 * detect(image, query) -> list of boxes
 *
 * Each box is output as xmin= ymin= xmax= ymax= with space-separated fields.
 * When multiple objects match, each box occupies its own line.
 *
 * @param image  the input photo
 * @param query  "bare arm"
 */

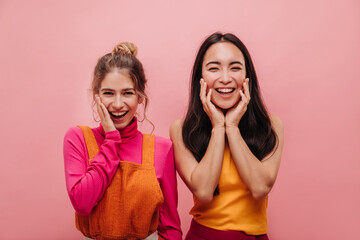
xmin=170 ymin=119 xmax=225 ymax=202
xmin=170 ymin=79 xmax=229 ymax=202
xmin=224 ymin=79 xmax=284 ymax=199
xmin=226 ymin=115 xmax=284 ymax=199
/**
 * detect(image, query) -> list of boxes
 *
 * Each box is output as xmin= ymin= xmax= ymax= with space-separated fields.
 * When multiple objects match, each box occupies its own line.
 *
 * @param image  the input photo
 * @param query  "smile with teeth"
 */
xmin=216 ymin=88 xmax=235 ymax=94
xmin=110 ymin=111 xmax=128 ymax=119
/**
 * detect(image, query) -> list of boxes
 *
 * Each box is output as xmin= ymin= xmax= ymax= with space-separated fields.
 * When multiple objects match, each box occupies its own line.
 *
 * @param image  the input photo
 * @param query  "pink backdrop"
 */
xmin=1 ymin=0 xmax=359 ymax=239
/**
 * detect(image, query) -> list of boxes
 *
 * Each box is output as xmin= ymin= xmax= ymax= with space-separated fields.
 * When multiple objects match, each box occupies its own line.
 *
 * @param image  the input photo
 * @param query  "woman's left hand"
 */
xmin=225 ymin=78 xmax=250 ymax=128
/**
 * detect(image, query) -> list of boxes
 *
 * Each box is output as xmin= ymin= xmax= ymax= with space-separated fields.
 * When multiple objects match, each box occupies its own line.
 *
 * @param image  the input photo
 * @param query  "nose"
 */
xmin=112 ymin=95 xmax=124 ymax=109
xmin=219 ymin=70 xmax=232 ymax=84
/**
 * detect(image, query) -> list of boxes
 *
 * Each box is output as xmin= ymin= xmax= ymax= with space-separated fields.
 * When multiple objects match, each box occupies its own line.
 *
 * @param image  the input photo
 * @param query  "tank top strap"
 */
xmin=77 ymin=125 xmax=99 ymax=164
xmin=142 ymin=133 xmax=155 ymax=167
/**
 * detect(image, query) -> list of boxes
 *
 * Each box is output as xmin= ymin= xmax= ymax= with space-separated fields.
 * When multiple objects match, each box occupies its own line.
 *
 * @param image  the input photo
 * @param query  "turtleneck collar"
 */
xmin=97 ymin=117 xmax=140 ymax=141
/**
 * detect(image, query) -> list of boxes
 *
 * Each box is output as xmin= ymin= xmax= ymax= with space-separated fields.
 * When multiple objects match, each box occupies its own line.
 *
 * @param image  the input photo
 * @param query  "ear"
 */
xmin=138 ymin=95 xmax=144 ymax=104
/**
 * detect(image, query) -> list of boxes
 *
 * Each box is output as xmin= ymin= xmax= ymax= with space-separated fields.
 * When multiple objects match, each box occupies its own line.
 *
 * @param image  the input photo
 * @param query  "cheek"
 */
xmin=100 ymin=97 xmax=111 ymax=108
xmin=129 ymin=98 xmax=140 ymax=110
xmin=234 ymin=73 xmax=246 ymax=88
xmin=202 ymin=74 xmax=215 ymax=88
xmin=238 ymin=79 xmax=245 ymax=89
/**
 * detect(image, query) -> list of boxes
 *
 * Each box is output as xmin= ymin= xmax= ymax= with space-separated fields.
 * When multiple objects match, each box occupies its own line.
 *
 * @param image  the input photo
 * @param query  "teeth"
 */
xmin=112 ymin=112 xmax=126 ymax=117
xmin=217 ymin=88 xmax=234 ymax=93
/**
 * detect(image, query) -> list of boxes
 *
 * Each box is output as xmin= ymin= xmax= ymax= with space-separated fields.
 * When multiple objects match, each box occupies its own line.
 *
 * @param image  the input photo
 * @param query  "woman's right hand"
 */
xmin=95 ymin=95 xmax=116 ymax=133
xmin=200 ymin=78 xmax=225 ymax=128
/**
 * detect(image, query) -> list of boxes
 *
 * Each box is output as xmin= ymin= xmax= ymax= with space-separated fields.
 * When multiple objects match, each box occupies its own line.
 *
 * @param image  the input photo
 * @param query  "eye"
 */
xmin=208 ymin=67 xmax=219 ymax=72
xmin=102 ymin=91 xmax=113 ymax=95
xmin=231 ymin=67 xmax=242 ymax=71
xmin=124 ymin=91 xmax=135 ymax=95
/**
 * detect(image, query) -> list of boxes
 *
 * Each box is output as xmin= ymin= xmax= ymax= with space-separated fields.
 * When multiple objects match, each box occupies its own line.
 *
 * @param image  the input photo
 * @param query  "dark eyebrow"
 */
xmin=205 ymin=61 xmax=220 ymax=66
xmin=230 ymin=61 xmax=243 ymax=66
xmin=205 ymin=61 xmax=243 ymax=66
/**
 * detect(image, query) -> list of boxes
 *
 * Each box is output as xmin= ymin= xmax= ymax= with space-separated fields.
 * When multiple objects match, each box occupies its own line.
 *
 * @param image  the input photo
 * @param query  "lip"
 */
xmin=109 ymin=111 xmax=128 ymax=121
xmin=215 ymin=88 xmax=236 ymax=99
xmin=215 ymin=88 xmax=235 ymax=94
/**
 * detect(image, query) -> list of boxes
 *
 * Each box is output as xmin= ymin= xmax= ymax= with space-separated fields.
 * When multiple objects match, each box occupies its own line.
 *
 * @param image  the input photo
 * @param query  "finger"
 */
xmin=207 ymin=88 xmax=212 ymax=105
xmin=200 ymin=80 xmax=211 ymax=115
xmin=244 ymin=78 xmax=250 ymax=100
xmin=239 ymin=89 xmax=248 ymax=105
xmin=99 ymin=101 xmax=110 ymax=119
xmin=97 ymin=96 xmax=112 ymax=125
xmin=95 ymin=95 xmax=105 ymax=121
xmin=206 ymin=88 xmax=218 ymax=112
xmin=202 ymin=88 xmax=210 ymax=113
xmin=199 ymin=78 xmax=207 ymax=103
xmin=239 ymin=89 xmax=245 ymax=99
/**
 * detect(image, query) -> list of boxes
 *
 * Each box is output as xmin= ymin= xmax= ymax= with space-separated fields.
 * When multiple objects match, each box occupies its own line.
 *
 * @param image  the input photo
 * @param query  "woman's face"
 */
xmin=201 ymin=41 xmax=246 ymax=110
xmin=99 ymin=70 xmax=141 ymax=129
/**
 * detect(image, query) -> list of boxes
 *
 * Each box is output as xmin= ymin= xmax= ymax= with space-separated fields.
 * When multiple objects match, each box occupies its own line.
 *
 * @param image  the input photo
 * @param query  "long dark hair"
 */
xmin=182 ymin=32 xmax=277 ymax=165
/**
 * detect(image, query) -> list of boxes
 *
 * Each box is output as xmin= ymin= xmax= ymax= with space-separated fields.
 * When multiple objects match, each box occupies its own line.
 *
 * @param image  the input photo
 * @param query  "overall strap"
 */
xmin=142 ymin=133 xmax=155 ymax=167
xmin=77 ymin=125 xmax=99 ymax=164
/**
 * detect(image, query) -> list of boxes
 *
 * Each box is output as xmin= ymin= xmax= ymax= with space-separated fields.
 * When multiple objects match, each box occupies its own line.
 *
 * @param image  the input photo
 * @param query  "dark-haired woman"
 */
xmin=170 ymin=33 xmax=284 ymax=240
xmin=64 ymin=42 xmax=182 ymax=240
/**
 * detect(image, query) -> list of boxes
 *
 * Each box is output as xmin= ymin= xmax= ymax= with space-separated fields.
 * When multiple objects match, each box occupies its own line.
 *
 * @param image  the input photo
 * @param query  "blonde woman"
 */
xmin=64 ymin=43 xmax=182 ymax=240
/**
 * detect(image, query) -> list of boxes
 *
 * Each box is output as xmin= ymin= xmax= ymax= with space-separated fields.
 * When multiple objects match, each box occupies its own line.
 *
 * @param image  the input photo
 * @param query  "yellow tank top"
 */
xmin=189 ymin=145 xmax=268 ymax=235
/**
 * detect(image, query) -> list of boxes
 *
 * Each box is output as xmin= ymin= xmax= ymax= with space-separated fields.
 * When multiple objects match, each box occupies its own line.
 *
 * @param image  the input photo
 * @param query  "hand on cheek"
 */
xmin=95 ymin=94 xmax=116 ymax=133
xmin=200 ymin=78 xmax=225 ymax=128
xmin=225 ymin=78 xmax=250 ymax=128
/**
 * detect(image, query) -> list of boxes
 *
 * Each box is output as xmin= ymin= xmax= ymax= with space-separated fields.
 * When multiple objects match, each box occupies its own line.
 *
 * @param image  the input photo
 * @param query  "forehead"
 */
xmin=100 ymin=69 xmax=134 ymax=89
xmin=203 ymin=42 xmax=245 ymax=64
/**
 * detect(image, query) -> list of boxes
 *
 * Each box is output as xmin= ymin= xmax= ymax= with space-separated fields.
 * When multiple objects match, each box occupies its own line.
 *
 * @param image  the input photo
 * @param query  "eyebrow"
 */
xmin=205 ymin=61 xmax=220 ymax=66
xmin=205 ymin=61 xmax=243 ymax=66
xmin=122 ymin=88 xmax=136 ymax=92
xmin=100 ymin=88 xmax=113 ymax=92
xmin=100 ymin=88 xmax=136 ymax=92
xmin=230 ymin=61 xmax=243 ymax=66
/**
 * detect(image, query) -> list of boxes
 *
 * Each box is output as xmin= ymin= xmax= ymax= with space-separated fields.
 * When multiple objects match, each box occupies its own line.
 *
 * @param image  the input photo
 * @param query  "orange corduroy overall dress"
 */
xmin=75 ymin=126 xmax=164 ymax=240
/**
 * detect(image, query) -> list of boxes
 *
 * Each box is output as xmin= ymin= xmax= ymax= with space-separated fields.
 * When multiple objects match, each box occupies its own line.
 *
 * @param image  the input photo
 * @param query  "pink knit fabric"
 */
xmin=63 ymin=119 xmax=182 ymax=240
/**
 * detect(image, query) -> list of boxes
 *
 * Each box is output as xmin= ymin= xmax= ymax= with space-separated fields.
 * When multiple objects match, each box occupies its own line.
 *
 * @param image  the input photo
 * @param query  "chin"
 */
xmin=214 ymin=101 xmax=236 ymax=110
xmin=214 ymin=97 xmax=241 ymax=110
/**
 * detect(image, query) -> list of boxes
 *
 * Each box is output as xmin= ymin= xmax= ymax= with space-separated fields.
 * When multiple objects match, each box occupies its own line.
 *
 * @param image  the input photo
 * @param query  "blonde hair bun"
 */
xmin=112 ymin=42 xmax=138 ymax=57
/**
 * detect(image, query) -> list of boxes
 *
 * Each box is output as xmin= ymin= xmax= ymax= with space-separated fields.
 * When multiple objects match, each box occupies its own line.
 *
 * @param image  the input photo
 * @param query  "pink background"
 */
xmin=1 ymin=0 xmax=359 ymax=239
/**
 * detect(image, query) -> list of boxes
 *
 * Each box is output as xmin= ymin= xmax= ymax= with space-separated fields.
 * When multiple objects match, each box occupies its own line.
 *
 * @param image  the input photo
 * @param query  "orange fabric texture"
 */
xmin=75 ymin=126 xmax=164 ymax=240
xmin=190 ymin=145 xmax=268 ymax=235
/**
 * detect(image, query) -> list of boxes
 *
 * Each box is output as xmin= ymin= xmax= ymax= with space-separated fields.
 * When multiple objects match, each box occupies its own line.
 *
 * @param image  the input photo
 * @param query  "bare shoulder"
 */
xmin=269 ymin=115 xmax=284 ymax=152
xmin=270 ymin=115 xmax=284 ymax=133
xmin=170 ymin=119 xmax=184 ymax=131
xmin=169 ymin=119 xmax=184 ymax=141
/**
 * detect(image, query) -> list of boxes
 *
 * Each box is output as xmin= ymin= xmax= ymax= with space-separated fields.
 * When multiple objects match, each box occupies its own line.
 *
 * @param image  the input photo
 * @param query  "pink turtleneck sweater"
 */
xmin=63 ymin=119 xmax=182 ymax=240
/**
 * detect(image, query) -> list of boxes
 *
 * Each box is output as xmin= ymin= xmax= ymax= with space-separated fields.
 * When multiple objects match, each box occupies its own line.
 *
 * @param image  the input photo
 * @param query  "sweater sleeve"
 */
xmin=155 ymin=138 xmax=182 ymax=240
xmin=63 ymin=127 xmax=121 ymax=216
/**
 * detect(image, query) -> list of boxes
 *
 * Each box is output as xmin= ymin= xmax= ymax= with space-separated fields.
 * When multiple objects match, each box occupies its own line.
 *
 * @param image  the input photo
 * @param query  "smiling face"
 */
xmin=99 ymin=70 xmax=141 ymax=129
xmin=202 ymin=41 xmax=246 ymax=110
